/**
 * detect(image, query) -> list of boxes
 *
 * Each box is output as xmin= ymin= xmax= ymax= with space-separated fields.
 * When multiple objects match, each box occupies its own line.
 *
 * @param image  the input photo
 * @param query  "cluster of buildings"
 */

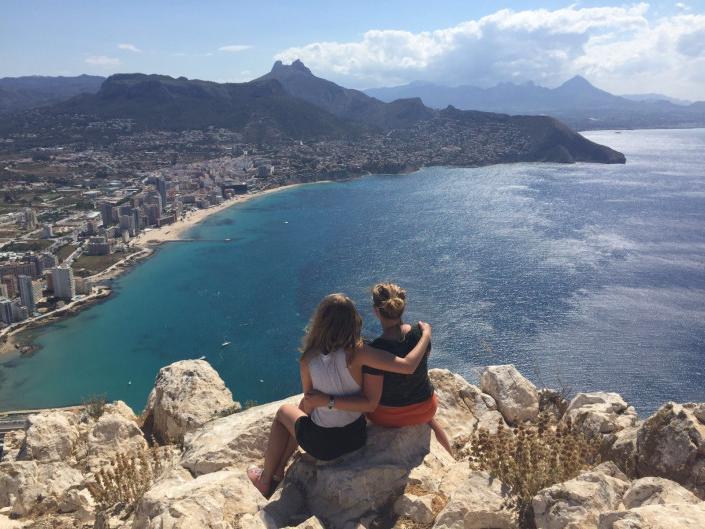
xmin=0 ymin=264 xmax=80 ymax=325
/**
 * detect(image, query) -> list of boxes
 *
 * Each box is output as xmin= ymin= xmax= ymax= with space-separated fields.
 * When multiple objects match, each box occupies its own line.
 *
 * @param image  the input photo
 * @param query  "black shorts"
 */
xmin=295 ymin=415 xmax=367 ymax=461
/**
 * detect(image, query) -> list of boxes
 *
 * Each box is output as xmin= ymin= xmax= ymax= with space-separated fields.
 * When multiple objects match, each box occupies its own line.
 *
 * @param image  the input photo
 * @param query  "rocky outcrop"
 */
xmin=564 ymin=392 xmax=638 ymax=438
xmin=18 ymin=411 xmax=79 ymax=463
xmin=480 ymin=364 xmax=539 ymax=425
xmin=2 ymin=360 xmax=705 ymax=529
xmin=598 ymin=503 xmax=705 ymax=529
xmin=429 ymin=369 xmax=507 ymax=448
xmin=142 ymin=359 xmax=240 ymax=444
xmin=532 ymin=462 xmax=630 ymax=529
xmin=636 ymin=402 xmax=705 ymax=498
xmin=622 ymin=477 xmax=701 ymax=508
xmin=0 ymin=461 xmax=83 ymax=516
xmin=132 ymin=467 xmax=265 ymax=529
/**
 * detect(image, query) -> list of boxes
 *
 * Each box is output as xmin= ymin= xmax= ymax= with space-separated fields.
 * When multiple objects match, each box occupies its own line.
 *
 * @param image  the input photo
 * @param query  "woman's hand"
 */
xmin=304 ymin=390 xmax=329 ymax=410
xmin=418 ymin=321 xmax=432 ymax=339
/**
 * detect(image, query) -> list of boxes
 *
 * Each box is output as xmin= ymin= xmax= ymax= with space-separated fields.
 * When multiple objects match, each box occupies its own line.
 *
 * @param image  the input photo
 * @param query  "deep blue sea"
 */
xmin=1 ymin=129 xmax=704 ymax=415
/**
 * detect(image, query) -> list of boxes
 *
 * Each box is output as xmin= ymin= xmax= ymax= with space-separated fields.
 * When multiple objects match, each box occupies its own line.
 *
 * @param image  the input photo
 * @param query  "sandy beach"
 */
xmin=130 ymin=183 xmax=308 ymax=246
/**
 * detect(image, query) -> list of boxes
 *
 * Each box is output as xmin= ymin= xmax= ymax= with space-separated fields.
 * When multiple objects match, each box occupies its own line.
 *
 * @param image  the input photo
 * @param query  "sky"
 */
xmin=2 ymin=1 xmax=705 ymax=99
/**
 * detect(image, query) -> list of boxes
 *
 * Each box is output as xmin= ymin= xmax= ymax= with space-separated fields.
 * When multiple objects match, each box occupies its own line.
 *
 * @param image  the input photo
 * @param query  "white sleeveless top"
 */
xmin=307 ymin=349 xmax=363 ymax=428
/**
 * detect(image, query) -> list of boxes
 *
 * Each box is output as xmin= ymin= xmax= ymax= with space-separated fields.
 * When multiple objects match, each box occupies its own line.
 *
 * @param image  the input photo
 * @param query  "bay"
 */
xmin=1 ymin=128 xmax=704 ymax=414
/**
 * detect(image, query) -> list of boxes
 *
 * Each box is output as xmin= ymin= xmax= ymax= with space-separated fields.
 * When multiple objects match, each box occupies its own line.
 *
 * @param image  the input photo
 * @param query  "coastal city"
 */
xmin=0 ymin=109 xmax=549 ymax=354
xmin=0 ymin=145 xmax=275 ymax=354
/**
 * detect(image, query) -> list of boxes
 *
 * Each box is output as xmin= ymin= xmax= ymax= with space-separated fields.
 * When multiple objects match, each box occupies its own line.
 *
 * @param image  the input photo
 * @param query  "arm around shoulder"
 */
xmin=361 ymin=321 xmax=432 ymax=375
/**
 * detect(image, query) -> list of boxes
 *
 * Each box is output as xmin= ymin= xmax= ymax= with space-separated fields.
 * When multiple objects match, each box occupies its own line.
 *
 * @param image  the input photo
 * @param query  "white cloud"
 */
xmin=118 ymin=43 xmax=142 ymax=53
xmin=85 ymin=55 xmax=121 ymax=67
xmin=275 ymin=4 xmax=705 ymax=99
xmin=218 ymin=44 xmax=252 ymax=53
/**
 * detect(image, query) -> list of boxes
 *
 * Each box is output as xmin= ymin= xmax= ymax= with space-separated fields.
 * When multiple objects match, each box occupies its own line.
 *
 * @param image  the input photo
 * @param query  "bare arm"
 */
xmin=299 ymin=360 xmax=315 ymax=414
xmin=304 ymin=373 xmax=383 ymax=413
xmin=361 ymin=321 xmax=432 ymax=375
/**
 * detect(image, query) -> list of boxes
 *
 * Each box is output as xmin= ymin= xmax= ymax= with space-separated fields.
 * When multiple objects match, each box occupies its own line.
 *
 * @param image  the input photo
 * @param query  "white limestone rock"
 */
xmin=142 ymin=359 xmax=239 ymax=444
xmin=285 ymin=424 xmax=433 ymax=528
xmin=0 ymin=460 xmax=83 ymax=516
xmin=132 ymin=467 xmax=264 ymax=529
xmin=18 ymin=411 xmax=79 ymax=463
xmin=565 ymin=392 xmax=638 ymax=438
xmin=480 ymin=365 xmax=539 ymax=425
xmin=432 ymin=467 xmax=518 ymax=529
xmin=622 ymin=476 xmax=701 ymax=508
xmin=636 ymin=402 xmax=705 ymax=498
xmin=181 ymin=395 xmax=301 ymax=476
xmin=532 ymin=462 xmax=630 ymax=529
xmin=84 ymin=403 xmax=148 ymax=471
xmin=394 ymin=492 xmax=437 ymax=525
xmin=598 ymin=503 xmax=705 ymax=529
xmin=430 ymin=369 xmax=508 ymax=451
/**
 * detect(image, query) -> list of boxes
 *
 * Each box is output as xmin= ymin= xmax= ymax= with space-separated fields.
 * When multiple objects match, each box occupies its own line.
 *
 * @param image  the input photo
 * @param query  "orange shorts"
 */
xmin=366 ymin=393 xmax=438 ymax=428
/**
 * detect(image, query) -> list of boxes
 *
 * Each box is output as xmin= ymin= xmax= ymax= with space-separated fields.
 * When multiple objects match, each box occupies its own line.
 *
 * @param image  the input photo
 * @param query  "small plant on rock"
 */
xmin=468 ymin=413 xmax=601 ymax=528
xmin=82 ymin=393 xmax=107 ymax=420
xmin=86 ymin=447 xmax=168 ymax=513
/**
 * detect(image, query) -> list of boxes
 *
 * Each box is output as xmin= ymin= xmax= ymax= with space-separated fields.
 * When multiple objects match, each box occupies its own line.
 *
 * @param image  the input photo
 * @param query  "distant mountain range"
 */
xmin=0 ymin=75 xmax=104 ymax=113
xmin=0 ymin=62 xmax=625 ymax=164
xmin=365 ymin=77 xmax=705 ymax=130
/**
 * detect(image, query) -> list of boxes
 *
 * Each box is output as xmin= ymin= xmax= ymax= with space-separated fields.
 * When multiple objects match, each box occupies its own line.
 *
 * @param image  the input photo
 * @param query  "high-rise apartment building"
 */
xmin=51 ymin=267 xmax=75 ymax=301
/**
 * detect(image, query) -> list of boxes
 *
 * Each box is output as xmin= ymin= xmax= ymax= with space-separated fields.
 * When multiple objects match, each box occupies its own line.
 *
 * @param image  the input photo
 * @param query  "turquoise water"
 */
xmin=1 ymin=129 xmax=704 ymax=414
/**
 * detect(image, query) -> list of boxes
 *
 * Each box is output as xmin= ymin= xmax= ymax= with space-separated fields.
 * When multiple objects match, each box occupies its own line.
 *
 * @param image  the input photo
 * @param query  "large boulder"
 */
xmin=565 ymin=392 xmax=638 ymax=438
xmin=282 ymin=424 xmax=434 ymax=528
xmin=0 ymin=460 xmax=83 ymax=516
xmin=429 ymin=369 xmax=508 ymax=451
xmin=480 ymin=365 xmax=539 ymax=425
xmin=603 ymin=425 xmax=639 ymax=477
xmin=636 ymin=402 xmax=705 ymax=498
xmin=432 ymin=466 xmax=518 ymax=529
xmin=181 ymin=395 xmax=300 ymax=476
xmin=532 ymin=462 xmax=630 ymax=529
xmin=84 ymin=402 xmax=148 ymax=471
xmin=132 ymin=467 xmax=265 ymax=529
xmin=18 ymin=411 xmax=79 ymax=463
xmin=598 ymin=503 xmax=705 ymax=529
xmin=142 ymin=360 xmax=239 ymax=444
xmin=622 ymin=477 xmax=701 ymax=508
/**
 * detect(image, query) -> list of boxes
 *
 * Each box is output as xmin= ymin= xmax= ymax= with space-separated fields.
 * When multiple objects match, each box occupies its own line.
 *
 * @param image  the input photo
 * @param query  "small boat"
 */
xmin=128 ymin=380 xmax=132 ymax=385
xmin=198 ymin=355 xmax=206 ymax=360
xmin=221 ymin=341 xmax=231 ymax=347
xmin=284 ymin=221 xmax=288 ymax=224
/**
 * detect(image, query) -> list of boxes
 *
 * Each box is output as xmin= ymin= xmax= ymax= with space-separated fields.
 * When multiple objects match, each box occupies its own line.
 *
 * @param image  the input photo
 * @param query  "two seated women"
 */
xmin=248 ymin=283 xmax=451 ymax=498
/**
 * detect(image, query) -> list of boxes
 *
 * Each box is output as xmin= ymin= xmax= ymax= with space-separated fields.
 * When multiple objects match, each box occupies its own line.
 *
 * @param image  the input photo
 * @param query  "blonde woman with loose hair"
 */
xmin=364 ymin=283 xmax=452 ymax=455
xmin=247 ymin=293 xmax=431 ymax=498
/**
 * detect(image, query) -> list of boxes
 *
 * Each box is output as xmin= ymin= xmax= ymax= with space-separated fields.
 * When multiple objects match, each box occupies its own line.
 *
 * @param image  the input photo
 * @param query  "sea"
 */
xmin=1 ymin=128 xmax=704 ymax=415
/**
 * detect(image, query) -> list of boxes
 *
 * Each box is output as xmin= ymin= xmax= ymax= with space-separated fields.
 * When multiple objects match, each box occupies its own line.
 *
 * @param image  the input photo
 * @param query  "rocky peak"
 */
xmin=270 ymin=59 xmax=313 ymax=76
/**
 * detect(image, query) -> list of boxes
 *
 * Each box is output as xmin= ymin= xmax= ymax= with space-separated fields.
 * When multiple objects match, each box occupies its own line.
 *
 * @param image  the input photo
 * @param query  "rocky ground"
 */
xmin=1 ymin=360 xmax=703 ymax=529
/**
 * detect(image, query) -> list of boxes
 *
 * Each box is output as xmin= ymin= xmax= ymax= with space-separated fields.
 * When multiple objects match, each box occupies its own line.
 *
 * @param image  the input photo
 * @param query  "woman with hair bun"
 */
xmin=247 ymin=293 xmax=432 ymax=498
xmin=364 ymin=283 xmax=453 ymax=455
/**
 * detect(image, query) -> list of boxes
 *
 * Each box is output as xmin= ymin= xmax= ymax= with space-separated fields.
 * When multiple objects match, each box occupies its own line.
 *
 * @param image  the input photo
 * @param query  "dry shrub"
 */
xmin=86 ymin=447 xmax=169 ymax=512
xmin=468 ymin=413 xmax=601 ymax=527
xmin=82 ymin=393 xmax=107 ymax=420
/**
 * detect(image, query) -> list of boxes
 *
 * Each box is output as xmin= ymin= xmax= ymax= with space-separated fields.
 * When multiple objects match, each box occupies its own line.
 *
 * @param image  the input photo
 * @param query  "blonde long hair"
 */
xmin=300 ymin=293 xmax=363 ymax=360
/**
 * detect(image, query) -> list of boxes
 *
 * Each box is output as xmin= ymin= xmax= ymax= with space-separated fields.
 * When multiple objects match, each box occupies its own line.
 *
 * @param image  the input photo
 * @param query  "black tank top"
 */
xmin=363 ymin=323 xmax=434 ymax=407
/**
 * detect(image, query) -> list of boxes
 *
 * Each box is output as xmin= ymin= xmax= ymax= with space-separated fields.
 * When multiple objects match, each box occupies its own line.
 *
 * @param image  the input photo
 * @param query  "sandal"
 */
xmin=246 ymin=467 xmax=281 ymax=499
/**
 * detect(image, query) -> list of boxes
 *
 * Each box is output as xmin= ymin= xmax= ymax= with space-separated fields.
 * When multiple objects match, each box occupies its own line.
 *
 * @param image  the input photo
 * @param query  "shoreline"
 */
xmin=0 ymin=182 xmax=319 ymax=357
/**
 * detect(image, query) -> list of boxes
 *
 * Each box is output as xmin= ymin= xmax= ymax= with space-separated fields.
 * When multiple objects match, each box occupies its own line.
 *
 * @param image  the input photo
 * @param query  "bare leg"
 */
xmin=273 ymin=399 xmax=307 ymax=479
xmin=250 ymin=403 xmax=306 ymax=497
xmin=429 ymin=418 xmax=454 ymax=457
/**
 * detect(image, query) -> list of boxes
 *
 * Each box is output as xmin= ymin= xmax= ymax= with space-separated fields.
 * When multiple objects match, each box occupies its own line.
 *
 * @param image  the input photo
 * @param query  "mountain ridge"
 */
xmin=364 ymin=76 xmax=705 ymax=130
